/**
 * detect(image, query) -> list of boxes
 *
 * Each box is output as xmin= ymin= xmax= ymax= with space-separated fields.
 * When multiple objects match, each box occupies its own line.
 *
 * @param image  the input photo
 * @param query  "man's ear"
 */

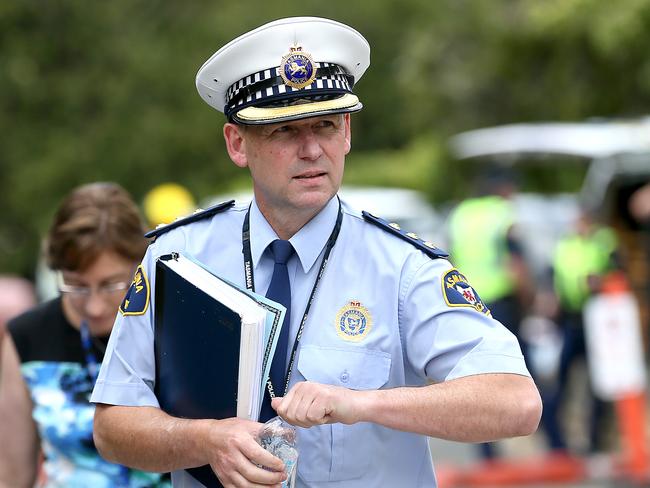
xmin=343 ymin=113 xmax=351 ymax=155
xmin=223 ymin=123 xmax=248 ymax=168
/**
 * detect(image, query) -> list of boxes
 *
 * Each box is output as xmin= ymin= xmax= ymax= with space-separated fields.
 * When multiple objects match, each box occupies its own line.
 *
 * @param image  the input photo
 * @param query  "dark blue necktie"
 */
xmin=259 ymin=239 xmax=294 ymax=421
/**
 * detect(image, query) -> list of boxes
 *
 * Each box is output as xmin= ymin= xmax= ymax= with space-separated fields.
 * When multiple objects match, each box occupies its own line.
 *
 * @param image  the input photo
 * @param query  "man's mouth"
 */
xmin=295 ymin=171 xmax=326 ymax=179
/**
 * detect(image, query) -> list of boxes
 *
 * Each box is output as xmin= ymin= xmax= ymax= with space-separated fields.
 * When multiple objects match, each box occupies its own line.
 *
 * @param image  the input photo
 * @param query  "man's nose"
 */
xmin=297 ymin=131 xmax=322 ymax=161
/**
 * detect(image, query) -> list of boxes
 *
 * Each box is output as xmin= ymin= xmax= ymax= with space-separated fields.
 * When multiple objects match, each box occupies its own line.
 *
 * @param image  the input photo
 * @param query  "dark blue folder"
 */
xmin=154 ymin=254 xmax=240 ymax=487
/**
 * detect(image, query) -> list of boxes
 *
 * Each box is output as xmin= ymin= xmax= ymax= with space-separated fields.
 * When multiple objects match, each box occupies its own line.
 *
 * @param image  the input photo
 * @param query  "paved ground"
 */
xmin=429 ymin=436 xmax=619 ymax=487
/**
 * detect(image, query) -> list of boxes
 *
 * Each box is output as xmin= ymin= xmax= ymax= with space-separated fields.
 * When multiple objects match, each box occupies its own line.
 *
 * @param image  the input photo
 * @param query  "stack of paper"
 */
xmin=154 ymin=252 xmax=285 ymax=422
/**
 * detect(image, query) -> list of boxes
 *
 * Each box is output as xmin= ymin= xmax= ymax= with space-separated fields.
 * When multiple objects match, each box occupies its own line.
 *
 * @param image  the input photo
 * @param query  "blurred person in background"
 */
xmin=142 ymin=182 xmax=196 ymax=230
xmin=448 ymin=168 xmax=533 ymax=341
xmin=544 ymin=208 xmax=620 ymax=455
xmin=628 ymin=182 xmax=650 ymax=226
xmin=31 ymin=182 xmax=197 ymax=305
xmin=0 ymin=182 xmax=169 ymax=487
xmin=447 ymin=168 xmax=534 ymax=460
xmin=0 ymin=275 xmax=37 ymax=364
xmin=629 ymin=181 xmax=650 ymax=327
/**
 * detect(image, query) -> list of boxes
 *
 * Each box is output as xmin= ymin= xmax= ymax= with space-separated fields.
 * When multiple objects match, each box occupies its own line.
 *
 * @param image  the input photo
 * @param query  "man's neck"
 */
xmin=261 ymin=206 xmax=323 ymax=240
xmin=255 ymin=197 xmax=335 ymax=240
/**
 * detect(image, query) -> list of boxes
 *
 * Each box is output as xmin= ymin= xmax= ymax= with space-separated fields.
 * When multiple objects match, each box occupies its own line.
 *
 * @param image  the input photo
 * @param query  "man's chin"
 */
xmin=294 ymin=187 xmax=336 ymax=206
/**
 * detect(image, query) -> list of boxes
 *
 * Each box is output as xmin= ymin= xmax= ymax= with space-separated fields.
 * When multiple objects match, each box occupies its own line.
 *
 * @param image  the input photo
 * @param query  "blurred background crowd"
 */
xmin=2 ymin=1 xmax=650 ymax=487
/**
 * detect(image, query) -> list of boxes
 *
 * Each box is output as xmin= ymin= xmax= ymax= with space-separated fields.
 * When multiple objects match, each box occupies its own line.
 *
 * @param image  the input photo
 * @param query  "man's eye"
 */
xmin=316 ymin=120 xmax=335 ymax=129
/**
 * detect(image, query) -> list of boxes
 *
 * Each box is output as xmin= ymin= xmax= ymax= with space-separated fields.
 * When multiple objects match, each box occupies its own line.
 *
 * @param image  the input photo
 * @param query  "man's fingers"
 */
xmin=271 ymin=396 xmax=282 ymax=410
xmin=285 ymin=388 xmax=311 ymax=423
xmin=237 ymin=459 xmax=286 ymax=486
xmin=220 ymin=468 xmax=283 ymax=488
xmin=241 ymin=438 xmax=286 ymax=473
xmin=207 ymin=418 xmax=287 ymax=486
xmin=276 ymin=382 xmax=332 ymax=427
xmin=306 ymin=396 xmax=330 ymax=424
xmin=214 ymin=446 xmax=285 ymax=487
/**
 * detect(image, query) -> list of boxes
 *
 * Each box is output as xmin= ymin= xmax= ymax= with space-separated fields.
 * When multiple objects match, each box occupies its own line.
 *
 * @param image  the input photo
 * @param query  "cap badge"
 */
xmin=335 ymin=300 xmax=373 ymax=342
xmin=280 ymin=45 xmax=317 ymax=89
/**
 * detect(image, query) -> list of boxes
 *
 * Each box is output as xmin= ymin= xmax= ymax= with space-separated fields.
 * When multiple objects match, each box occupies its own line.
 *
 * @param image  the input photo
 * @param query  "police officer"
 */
xmin=543 ymin=209 xmax=619 ymax=453
xmin=447 ymin=169 xmax=533 ymax=459
xmin=91 ymin=17 xmax=542 ymax=488
xmin=447 ymin=169 xmax=530 ymax=340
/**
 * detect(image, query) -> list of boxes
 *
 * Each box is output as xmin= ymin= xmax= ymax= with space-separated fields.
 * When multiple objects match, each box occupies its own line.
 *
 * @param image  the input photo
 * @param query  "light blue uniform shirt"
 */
xmin=91 ymin=196 xmax=530 ymax=488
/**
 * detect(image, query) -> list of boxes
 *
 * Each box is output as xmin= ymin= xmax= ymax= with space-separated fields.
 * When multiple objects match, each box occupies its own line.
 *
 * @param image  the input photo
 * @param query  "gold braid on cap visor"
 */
xmin=234 ymin=93 xmax=361 ymax=123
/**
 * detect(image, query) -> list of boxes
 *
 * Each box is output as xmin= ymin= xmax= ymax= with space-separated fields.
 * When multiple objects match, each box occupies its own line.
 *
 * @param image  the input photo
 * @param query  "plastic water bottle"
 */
xmin=256 ymin=416 xmax=298 ymax=487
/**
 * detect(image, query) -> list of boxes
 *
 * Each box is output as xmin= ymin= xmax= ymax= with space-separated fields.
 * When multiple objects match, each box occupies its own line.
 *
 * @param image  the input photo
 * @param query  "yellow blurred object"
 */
xmin=143 ymin=183 xmax=196 ymax=227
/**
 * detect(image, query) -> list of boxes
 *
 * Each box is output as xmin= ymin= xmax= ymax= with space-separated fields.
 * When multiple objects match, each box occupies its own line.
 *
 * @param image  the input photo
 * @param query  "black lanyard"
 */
xmin=242 ymin=198 xmax=343 ymax=397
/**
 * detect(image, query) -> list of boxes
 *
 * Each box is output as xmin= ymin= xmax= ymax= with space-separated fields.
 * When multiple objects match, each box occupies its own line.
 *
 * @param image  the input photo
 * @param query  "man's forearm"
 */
xmin=354 ymin=373 xmax=542 ymax=442
xmin=94 ymin=404 xmax=287 ymax=485
xmin=93 ymin=404 xmax=212 ymax=472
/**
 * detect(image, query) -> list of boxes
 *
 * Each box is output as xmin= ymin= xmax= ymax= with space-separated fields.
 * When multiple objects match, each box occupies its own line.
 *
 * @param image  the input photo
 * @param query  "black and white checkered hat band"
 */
xmin=224 ymin=62 xmax=353 ymax=115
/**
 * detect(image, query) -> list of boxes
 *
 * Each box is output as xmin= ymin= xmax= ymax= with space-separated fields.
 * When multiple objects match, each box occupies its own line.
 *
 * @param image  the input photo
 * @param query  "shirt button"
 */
xmin=340 ymin=371 xmax=349 ymax=383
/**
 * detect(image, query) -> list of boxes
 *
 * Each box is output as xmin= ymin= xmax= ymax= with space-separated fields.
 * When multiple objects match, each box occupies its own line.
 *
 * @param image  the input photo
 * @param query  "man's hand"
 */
xmin=271 ymin=381 xmax=363 ymax=428
xmin=94 ymin=405 xmax=288 ymax=488
xmin=206 ymin=417 xmax=287 ymax=487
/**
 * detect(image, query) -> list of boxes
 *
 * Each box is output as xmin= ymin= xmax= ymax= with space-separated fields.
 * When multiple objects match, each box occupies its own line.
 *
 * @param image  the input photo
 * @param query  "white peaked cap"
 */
xmin=196 ymin=17 xmax=370 ymax=124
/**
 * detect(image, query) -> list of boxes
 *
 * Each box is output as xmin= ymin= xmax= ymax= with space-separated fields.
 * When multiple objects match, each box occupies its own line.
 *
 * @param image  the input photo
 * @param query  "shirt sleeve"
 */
xmin=399 ymin=254 xmax=530 ymax=383
xmin=90 ymin=244 xmax=160 ymax=407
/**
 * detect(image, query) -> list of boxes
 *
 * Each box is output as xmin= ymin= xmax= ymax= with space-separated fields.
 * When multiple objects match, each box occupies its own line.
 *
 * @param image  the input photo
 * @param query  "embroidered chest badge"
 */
xmin=442 ymin=268 xmax=491 ymax=316
xmin=335 ymin=300 xmax=373 ymax=342
xmin=119 ymin=265 xmax=150 ymax=316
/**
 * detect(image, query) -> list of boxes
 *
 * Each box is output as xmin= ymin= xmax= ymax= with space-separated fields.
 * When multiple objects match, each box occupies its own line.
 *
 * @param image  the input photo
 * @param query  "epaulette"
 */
xmin=362 ymin=211 xmax=449 ymax=259
xmin=145 ymin=200 xmax=235 ymax=240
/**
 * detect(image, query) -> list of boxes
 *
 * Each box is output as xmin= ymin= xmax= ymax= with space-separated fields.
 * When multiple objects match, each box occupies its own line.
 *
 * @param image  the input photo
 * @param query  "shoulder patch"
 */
xmin=119 ymin=265 xmax=150 ymax=316
xmin=441 ymin=268 xmax=491 ymax=316
xmin=144 ymin=200 xmax=235 ymax=240
xmin=362 ymin=211 xmax=448 ymax=259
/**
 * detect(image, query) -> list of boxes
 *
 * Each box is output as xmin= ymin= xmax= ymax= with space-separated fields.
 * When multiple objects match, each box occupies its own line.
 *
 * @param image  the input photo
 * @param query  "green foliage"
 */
xmin=344 ymin=134 xmax=443 ymax=194
xmin=4 ymin=0 xmax=650 ymax=276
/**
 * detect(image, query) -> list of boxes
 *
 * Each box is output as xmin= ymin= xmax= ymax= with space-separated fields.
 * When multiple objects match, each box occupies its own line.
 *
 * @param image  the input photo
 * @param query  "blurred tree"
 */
xmin=3 ymin=0 xmax=650 ymax=275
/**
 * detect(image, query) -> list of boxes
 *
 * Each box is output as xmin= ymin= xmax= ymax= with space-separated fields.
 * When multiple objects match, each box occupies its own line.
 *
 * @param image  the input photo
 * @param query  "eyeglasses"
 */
xmin=57 ymin=273 xmax=131 ymax=303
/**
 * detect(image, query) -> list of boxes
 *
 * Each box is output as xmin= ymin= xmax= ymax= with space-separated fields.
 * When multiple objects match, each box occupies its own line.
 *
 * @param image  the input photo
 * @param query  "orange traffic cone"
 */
xmin=615 ymin=391 xmax=649 ymax=482
xmin=601 ymin=272 xmax=649 ymax=483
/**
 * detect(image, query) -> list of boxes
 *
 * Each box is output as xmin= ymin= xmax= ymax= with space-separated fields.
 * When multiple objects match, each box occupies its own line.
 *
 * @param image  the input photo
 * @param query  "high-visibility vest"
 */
xmin=553 ymin=227 xmax=617 ymax=312
xmin=448 ymin=196 xmax=515 ymax=303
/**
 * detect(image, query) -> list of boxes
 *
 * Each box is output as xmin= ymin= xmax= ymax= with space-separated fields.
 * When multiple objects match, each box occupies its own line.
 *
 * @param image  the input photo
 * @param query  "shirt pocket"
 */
xmin=295 ymin=344 xmax=391 ymax=482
